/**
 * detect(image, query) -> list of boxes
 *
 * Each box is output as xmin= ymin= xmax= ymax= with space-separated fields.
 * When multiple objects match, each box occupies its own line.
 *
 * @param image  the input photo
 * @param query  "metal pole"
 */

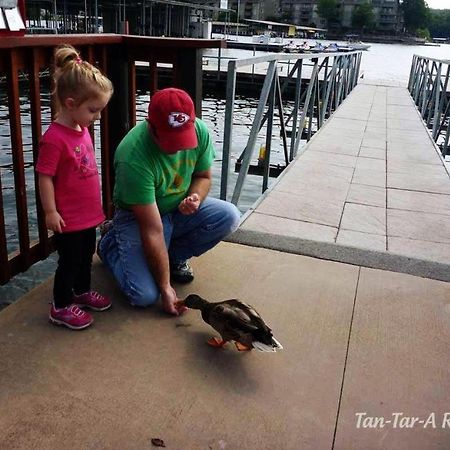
xmin=220 ymin=61 xmax=237 ymax=201
xmin=84 ymin=0 xmax=87 ymax=33
xmin=262 ymin=70 xmax=276 ymax=193
xmin=142 ymin=0 xmax=145 ymax=35
xmin=236 ymin=0 xmax=240 ymax=37
xmin=95 ymin=0 xmax=98 ymax=32
xmin=53 ymin=0 xmax=58 ymax=33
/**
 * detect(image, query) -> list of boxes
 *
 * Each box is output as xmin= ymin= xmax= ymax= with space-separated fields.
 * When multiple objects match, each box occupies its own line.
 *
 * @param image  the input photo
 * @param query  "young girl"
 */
xmin=36 ymin=45 xmax=113 ymax=330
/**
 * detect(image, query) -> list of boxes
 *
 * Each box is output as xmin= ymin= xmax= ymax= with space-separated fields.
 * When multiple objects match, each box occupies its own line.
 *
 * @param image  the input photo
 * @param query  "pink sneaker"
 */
xmin=74 ymin=291 xmax=111 ymax=311
xmin=49 ymin=304 xmax=93 ymax=330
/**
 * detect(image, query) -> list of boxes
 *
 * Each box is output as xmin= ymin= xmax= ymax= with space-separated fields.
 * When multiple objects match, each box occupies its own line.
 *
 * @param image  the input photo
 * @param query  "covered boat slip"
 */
xmin=2 ymin=83 xmax=450 ymax=448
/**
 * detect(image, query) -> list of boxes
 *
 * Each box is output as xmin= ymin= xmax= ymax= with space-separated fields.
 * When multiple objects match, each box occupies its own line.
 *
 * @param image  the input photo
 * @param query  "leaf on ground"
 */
xmin=151 ymin=437 xmax=166 ymax=447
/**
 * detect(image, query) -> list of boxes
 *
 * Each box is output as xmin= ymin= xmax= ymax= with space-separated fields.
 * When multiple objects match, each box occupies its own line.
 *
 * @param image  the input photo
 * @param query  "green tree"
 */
xmin=428 ymin=9 xmax=450 ymax=37
xmin=317 ymin=0 xmax=339 ymax=27
xmin=401 ymin=0 xmax=430 ymax=32
xmin=352 ymin=2 xmax=375 ymax=31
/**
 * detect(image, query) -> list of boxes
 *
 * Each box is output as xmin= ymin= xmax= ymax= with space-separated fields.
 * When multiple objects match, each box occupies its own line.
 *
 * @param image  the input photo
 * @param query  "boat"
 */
xmin=309 ymin=42 xmax=325 ymax=53
xmin=283 ymin=40 xmax=299 ymax=53
xmin=347 ymin=41 xmax=371 ymax=51
xmin=345 ymin=34 xmax=371 ymax=51
xmin=323 ymin=43 xmax=340 ymax=53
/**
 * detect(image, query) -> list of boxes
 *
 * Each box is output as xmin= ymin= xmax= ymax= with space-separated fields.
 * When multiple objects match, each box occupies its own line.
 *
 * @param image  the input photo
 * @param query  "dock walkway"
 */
xmin=233 ymin=82 xmax=450 ymax=282
xmin=2 ymin=83 xmax=450 ymax=449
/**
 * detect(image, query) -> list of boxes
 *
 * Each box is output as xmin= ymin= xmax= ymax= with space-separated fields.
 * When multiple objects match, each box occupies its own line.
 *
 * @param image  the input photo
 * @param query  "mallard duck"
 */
xmin=178 ymin=294 xmax=283 ymax=352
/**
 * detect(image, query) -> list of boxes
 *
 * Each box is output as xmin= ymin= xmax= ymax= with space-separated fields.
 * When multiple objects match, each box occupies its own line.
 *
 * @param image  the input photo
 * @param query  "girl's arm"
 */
xmin=38 ymin=173 xmax=66 ymax=233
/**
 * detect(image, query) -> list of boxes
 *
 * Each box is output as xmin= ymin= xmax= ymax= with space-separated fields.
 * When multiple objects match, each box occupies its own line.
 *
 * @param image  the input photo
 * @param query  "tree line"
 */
xmin=317 ymin=0 xmax=449 ymax=38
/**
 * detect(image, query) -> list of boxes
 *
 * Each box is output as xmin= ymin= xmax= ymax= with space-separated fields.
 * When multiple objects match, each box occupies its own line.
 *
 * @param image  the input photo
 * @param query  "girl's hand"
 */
xmin=45 ymin=211 xmax=66 ymax=233
xmin=178 ymin=193 xmax=200 ymax=215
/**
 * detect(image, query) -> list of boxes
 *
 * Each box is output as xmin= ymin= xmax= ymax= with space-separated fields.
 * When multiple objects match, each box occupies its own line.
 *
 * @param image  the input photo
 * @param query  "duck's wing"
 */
xmin=208 ymin=302 xmax=260 ymax=342
xmin=220 ymin=300 xmax=283 ymax=351
xmin=220 ymin=300 xmax=272 ymax=332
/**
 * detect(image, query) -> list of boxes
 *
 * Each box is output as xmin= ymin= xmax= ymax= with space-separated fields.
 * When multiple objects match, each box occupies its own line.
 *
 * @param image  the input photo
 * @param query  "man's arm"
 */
xmin=179 ymin=169 xmax=211 ymax=215
xmin=131 ymin=203 xmax=181 ymax=315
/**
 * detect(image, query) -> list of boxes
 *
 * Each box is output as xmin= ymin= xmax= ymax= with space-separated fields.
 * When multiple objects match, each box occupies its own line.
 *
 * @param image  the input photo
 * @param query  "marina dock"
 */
xmin=2 ymin=80 xmax=450 ymax=449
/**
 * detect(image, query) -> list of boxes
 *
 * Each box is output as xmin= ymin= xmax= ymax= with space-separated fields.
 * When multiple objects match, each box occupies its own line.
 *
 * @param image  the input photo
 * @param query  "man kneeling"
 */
xmin=98 ymin=88 xmax=240 ymax=315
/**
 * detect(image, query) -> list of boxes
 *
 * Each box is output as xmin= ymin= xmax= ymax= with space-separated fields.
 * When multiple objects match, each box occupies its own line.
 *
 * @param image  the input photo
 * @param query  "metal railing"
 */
xmin=0 ymin=34 xmax=223 ymax=285
xmin=408 ymin=54 xmax=450 ymax=157
xmin=219 ymin=51 xmax=362 ymax=205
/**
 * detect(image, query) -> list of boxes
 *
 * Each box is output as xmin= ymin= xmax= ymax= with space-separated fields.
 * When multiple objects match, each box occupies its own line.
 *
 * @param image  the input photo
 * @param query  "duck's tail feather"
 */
xmin=272 ymin=337 xmax=283 ymax=350
xmin=252 ymin=338 xmax=283 ymax=352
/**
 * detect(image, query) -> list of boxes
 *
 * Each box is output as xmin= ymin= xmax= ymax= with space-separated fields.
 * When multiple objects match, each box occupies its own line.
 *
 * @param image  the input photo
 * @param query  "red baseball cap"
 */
xmin=147 ymin=88 xmax=198 ymax=152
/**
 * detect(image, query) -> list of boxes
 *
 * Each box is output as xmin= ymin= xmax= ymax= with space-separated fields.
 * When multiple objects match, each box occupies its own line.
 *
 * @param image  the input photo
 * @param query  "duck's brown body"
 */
xmin=182 ymin=294 xmax=283 ymax=352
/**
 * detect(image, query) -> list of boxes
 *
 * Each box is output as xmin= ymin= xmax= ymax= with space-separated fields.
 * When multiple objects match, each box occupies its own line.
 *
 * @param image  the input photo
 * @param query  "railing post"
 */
xmin=430 ymin=63 xmax=441 ymax=133
xmin=289 ymin=59 xmax=303 ymax=161
xmin=174 ymin=48 xmax=203 ymax=118
xmin=220 ymin=60 xmax=237 ymax=201
xmin=262 ymin=69 xmax=277 ymax=193
xmin=433 ymin=64 xmax=450 ymax=141
xmin=106 ymin=44 xmax=130 ymax=204
xmin=408 ymin=55 xmax=417 ymax=92
xmin=293 ymin=59 xmax=319 ymax=158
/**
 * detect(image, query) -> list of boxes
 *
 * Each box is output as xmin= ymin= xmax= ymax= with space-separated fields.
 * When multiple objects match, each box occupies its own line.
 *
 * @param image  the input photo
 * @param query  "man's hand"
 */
xmin=178 ymin=193 xmax=200 ymax=215
xmin=160 ymin=285 xmax=188 ymax=316
xmin=45 ymin=211 xmax=66 ymax=233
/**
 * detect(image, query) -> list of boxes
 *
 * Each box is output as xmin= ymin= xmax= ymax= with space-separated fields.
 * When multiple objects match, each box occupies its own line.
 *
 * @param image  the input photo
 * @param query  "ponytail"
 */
xmin=53 ymin=44 xmax=113 ymax=112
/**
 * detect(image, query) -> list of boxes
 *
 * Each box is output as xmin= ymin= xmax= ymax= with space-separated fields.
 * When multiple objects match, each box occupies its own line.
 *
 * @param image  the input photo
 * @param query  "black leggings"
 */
xmin=53 ymin=227 xmax=96 ymax=308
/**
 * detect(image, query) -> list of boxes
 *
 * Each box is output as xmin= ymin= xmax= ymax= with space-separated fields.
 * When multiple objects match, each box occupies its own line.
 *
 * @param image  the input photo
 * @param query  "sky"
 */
xmin=426 ymin=0 xmax=449 ymax=9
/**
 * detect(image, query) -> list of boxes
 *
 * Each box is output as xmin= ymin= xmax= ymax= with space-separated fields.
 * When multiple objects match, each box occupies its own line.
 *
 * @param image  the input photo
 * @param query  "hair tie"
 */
xmin=75 ymin=56 xmax=83 ymax=65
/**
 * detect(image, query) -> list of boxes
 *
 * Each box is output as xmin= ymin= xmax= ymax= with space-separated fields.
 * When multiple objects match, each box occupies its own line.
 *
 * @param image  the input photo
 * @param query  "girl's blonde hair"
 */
xmin=53 ymin=44 xmax=113 ymax=110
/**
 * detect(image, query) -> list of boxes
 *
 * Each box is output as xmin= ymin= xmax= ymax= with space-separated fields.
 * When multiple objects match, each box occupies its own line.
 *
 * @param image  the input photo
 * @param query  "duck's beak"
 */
xmin=175 ymin=300 xmax=187 ymax=312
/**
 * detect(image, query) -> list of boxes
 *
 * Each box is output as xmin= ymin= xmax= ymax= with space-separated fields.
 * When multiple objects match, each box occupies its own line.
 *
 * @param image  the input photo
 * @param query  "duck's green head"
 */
xmin=183 ymin=294 xmax=209 ymax=310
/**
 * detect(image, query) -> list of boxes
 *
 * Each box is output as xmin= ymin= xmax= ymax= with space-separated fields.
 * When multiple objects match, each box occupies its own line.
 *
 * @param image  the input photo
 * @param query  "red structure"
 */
xmin=0 ymin=0 xmax=26 ymax=37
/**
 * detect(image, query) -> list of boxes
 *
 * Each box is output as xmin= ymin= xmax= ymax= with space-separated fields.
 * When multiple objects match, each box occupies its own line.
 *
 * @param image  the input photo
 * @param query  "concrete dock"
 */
xmin=2 ymin=83 xmax=450 ymax=449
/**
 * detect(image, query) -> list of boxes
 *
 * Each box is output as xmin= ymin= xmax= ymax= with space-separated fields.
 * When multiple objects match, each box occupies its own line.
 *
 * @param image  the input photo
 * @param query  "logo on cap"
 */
xmin=168 ymin=112 xmax=190 ymax=128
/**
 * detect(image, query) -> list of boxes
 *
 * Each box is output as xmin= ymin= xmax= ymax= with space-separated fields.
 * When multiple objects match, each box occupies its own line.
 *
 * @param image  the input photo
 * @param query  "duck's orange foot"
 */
xmin=207 ymin=337 xmax=227 ymax=348
xmin=235 ymin=341 xmax=252 ymax=351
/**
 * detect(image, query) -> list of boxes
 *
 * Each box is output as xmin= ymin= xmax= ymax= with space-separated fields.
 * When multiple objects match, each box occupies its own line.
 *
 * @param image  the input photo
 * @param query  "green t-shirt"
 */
xmin=113 ymin=118 xmax=215 ymax=215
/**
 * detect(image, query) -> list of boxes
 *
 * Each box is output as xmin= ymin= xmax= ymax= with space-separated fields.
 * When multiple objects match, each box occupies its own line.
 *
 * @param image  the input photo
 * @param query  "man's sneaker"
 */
xmin=73 ymin=291 xmax=112 ymax=311
xmin=99 ymin=219 xmax=113 ymax=236
xmin=170 ymin=260 xmax=194 ymax=283
xmin=97 ymin=220 xmax=113 ymax=261
xmin=49 ymin=304 xmax=93 ymax=330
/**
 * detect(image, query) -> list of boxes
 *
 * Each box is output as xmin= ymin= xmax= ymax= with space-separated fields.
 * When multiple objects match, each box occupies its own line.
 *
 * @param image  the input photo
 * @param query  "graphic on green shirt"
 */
xmin=113 ymin=118 xmax=215 ymax=215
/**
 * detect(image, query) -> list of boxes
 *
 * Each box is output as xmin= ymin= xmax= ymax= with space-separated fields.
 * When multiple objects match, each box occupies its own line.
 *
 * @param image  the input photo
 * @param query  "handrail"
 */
xmin=408 ymin=54 xmax=450 ymax=157
xmin=0 ymin=34 xmax=224 ymax=285
xmin=219 ymin=51 xmax=362 ymax=206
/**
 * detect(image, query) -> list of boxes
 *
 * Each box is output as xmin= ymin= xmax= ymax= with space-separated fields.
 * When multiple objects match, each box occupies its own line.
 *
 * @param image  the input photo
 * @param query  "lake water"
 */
xmin=1 ymin=40 xmax=449 ymax=308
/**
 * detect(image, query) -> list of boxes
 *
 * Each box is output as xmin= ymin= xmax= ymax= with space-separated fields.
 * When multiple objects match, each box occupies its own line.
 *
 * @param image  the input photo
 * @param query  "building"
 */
xmin=226 ymin=0 xmax=267 ymax=21
xmin=277 ymin=0 xmax=400 ymax=33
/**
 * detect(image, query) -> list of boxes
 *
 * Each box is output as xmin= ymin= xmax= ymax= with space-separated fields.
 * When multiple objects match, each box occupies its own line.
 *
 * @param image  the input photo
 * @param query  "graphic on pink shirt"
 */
xmin=73 ymin=143 xmax=98 ymax=178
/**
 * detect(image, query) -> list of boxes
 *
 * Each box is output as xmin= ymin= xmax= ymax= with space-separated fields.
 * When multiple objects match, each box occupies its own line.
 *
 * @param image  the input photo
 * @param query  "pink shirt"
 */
xmin=36 ymin=122 xmax=105 ymax=233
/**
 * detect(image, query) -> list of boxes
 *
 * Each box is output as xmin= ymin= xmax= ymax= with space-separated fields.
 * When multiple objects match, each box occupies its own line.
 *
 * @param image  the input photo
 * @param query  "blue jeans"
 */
xmin=98 ymin=197 xmax=240 ymax=307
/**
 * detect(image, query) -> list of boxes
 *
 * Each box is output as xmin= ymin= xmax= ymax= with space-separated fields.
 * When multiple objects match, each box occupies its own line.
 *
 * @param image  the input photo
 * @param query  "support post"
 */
xmin=174 ymin=48 xmax=203 ymax=118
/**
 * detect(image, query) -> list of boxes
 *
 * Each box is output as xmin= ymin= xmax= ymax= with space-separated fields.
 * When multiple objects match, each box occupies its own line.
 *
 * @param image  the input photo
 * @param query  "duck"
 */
xmin=178 ymin=294 xmax=283 ymax=352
